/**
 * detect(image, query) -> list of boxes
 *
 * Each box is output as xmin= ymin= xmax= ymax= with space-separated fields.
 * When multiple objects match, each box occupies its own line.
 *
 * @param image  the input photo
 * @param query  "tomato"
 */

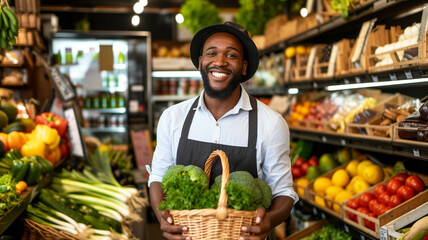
xmin=397 ymin=185 xmax=415 ymax=201
xmin=308 ymin=156 xmax=319 ymax=166
xmin=294 ymin=158 xmax=305 ymax=167
xmin=374 ymin=184 xmax=387 ymax=199
xmin=301 ymin=162 xmax=310 ymax=175
xmin=388 ymin=194 xmax=402 ymax=208
xmin=291 ymin=166 xmax=304 ymax=179
xmin=386 ymin=179 xmax=403 ymax=195
xmin=365 ymin=212 xmax=376 ymax=231
xmin=376 ymin=203 xmax=387 ymax=216
xmin=359 ymin=192 xmax=375 ymax=207
xmin=347 ymin=198 xmax=360 ymax=209
xmin=393 ymin=172 xmax=409 ymax=184
xmin=405 ymin=175 xmax=425 ymax=193
xmin=368 ymin=199 xmax=379 ymax=214
xmin=378 ymin=192 xmax=391 ymax=205
xmin=357 ymin=206 xmax=370 ymax=214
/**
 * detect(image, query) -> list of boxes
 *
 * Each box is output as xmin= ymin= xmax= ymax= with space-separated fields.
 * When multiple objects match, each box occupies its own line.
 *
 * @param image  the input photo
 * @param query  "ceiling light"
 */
xmin=133 ymin=1 xmax=144 ymax=14
xmin=325 ymin=78 xmax=428 ymax=91
xmin=175 ymin=14 xmax=184 ymax=24
xmin=131 ymin=15 xmax=140 ymax=26
xmin=300 ymin=8 xmax=308 ymax=17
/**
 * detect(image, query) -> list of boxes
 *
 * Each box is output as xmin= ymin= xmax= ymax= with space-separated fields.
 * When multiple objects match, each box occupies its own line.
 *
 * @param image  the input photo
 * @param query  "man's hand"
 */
xmin=240 ymin=208 xmax=270 ymax=240
xmin=158 ymin=210 xmax=190 ymax=240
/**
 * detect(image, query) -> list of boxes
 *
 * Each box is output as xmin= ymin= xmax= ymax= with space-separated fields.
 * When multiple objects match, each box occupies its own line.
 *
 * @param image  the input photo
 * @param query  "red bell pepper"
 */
xmin=35 ymin=112 xmax=68 ymax=137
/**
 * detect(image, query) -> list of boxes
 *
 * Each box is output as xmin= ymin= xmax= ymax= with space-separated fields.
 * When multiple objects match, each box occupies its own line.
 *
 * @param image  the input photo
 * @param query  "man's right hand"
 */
xmin=159 ymin=210 xmax=190 ymax=240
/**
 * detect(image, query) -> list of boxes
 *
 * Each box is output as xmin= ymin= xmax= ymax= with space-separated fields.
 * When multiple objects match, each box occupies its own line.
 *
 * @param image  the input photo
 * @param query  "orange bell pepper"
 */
xmin=0 ymin=133 xmax=9 ymax=151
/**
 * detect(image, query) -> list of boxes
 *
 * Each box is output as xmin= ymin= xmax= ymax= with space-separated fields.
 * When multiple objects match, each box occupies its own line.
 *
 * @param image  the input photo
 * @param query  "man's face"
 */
xmin=198 ymin=32 xmax=248 ymax=99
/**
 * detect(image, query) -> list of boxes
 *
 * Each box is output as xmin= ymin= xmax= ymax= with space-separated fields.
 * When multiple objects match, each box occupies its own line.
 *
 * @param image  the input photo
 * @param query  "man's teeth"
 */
xmin=211 ymin=72 xmax=228 ymax=78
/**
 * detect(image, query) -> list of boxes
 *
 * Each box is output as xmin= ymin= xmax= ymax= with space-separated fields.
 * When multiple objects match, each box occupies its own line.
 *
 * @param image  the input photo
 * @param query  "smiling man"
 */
xmin=149 ymin=22 xmax=298 ymax=240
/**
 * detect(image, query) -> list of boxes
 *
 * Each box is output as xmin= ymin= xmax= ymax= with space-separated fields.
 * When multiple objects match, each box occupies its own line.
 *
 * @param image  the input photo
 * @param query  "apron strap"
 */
xmin=248 ymin=96 xmax=258 ymax=149
xmin=180 ymin=96 xmax=200 ymax=139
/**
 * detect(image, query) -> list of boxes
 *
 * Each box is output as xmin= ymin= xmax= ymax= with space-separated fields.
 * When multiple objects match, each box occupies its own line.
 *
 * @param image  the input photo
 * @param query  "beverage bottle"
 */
xmin=56 ymin=50 xmax=62 ymax=64
xmin=65 ymin=47 xmax=73 ymax=64
xmin=92 ymin=94 xmax=100 ymax=109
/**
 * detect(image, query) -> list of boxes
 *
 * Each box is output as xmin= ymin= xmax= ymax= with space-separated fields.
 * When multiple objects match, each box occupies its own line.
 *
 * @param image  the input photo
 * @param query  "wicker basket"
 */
xmin=22 ymin=218 xmax=82 ymax=240
xmin=169 ymin=150 xmax=257 ymax=240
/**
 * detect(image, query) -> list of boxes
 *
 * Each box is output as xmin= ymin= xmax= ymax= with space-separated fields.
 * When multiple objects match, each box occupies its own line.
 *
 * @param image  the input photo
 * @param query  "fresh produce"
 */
xmin=290 ymin=139 xmax=314 ymax=165
xmin=35 ymin=112 xmax=68 ymax=137
xmin=108 ymin=148 xmax=136 ymax=186
xmin=0 ymin=2 xmax=19 ymax=51
xmin=302 ymin=224 xmax=352 ymax=240
xmin=0 ymin=174 xmax=21 ymax=217
xmin=397 ymin=216 xmax=428 ymax=240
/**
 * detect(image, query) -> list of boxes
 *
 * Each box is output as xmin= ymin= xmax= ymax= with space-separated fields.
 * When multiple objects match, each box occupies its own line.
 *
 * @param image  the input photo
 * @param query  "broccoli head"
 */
xmin=161 ymin=165 xmax=185 ymax=191
xmin=255 ymin=178 xmax=272 ymax=209
xmin=184 ymin=165 xmax=208 ymax=188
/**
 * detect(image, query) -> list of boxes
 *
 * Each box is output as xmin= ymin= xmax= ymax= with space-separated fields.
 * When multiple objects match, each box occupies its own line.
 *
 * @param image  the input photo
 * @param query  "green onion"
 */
xmin=66 ymin=194 xmax=129 ymax=217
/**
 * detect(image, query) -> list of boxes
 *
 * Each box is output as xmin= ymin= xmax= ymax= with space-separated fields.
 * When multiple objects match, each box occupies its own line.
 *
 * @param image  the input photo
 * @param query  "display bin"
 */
xmin=379 ymin=202 xmax=428 ymax=240
xmin=367 ymin=31 xmax=428 ymax=73
xmin=313 ymin=44 xmax=332 ymax=80
xmin=293 ymin=178 xmax=309 ymax=201
xmin=345 ymin=93 xmax=414 ymax=140
xmin=263 ymin=15 xmax=288 ymax=48
xmin=307 ymin=164 xmax=349 ymax=220
xmin=290 ymin=53 xmax=311 ymax=82
xmin=286 ymin=220 xmax=329 ymax=240
xmin=342 ymin=173 xmax=428 ymax=238
xmin=393 ymin=126 xmax=428 ymax=148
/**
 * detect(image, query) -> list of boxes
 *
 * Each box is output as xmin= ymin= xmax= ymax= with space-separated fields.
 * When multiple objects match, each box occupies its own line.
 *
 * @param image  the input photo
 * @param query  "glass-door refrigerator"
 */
xmin=50 ymin=31 xmax=152 ymax=152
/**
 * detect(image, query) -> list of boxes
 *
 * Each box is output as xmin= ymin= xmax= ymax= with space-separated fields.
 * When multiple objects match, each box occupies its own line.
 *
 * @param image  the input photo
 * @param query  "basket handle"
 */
xmin=204 ymin=150 xmax=229 ymax=220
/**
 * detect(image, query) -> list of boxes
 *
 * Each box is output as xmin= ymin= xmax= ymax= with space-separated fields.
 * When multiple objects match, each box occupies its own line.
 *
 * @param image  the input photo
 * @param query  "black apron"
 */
xmin=176 ymin=95 xmax=258 ymax=184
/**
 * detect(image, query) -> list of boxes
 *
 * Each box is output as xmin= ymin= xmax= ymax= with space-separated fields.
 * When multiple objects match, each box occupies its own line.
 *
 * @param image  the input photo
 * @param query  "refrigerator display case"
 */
xmin=50 ymin=31 xmax=152 ymax=148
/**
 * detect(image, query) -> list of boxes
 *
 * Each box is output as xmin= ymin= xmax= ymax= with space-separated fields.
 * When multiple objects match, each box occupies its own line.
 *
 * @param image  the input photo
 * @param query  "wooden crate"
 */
xmin=368 ymin=31 xmax=427 ymax=73
xmin=278 ymin=19 xmax=298 ymax=41
xmin=345 ymin=93 xmax=414 ymax=140
xmin=393 ymin=126 xmax=428 ymax=147
xmin=335 ymin=39 xmax=354 ymax=77
xmin=342 ymin=173 xmax=428 ymax=238
xmin=264 ymin=15 xmax=289 ymax=48
xmin=290 ymin=53 xmax=311 ymax=82
xmin=380 ymin=202 xmax=428 ymax=240
xmin=286 ymin=220 xmax=329 ymax=240
xmin=313 ymin=44 xmax=330 ymax=80
xmin=293 ymin=180 xmax=309 ymax=200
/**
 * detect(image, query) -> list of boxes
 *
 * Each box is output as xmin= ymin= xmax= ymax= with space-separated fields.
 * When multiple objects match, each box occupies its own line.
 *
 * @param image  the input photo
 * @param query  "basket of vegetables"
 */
xmin=160 ymin=149 xmax=272 ymax=239
xmin=22 ymin=218 xmax=81 ymax=240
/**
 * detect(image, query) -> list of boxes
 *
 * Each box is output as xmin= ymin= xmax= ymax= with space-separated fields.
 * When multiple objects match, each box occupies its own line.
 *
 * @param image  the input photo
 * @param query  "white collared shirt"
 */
xmin=148 ymin=86 xmax=298 ymax=203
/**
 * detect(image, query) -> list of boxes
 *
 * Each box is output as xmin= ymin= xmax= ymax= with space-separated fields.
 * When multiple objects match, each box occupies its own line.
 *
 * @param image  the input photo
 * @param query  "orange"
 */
xmin=0 ymin=133 xmax=9 ymax=151
xmin=8 ymin=131 xmax=26 ymax=150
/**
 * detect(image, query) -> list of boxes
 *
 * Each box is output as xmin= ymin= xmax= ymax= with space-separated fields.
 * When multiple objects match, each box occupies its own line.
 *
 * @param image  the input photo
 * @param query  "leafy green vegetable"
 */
xmin=235 ymin=0 xmax=287 ymax=36
xmin=179 ymin=0 xmax=223 ymax=34
xmin=303 ymin=224 xmax=352 ymax=240
xmin=331 ymin=0 xmax=357 ymax=19
xmin=255 ymin=178 xmax=272 ymax=209
xmin=0 ymin=173 xmax=21 ymax=217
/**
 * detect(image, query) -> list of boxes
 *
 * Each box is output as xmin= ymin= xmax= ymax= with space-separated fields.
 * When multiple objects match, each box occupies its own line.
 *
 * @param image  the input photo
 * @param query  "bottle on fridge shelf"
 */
xmin=56 ymin=50 xmax=62 ymax=65
xmin=65 ymin=47 xmax=73 ymax=64
xmin=92 ymin=94 xmax=100 ymax=109
xmin=110 ymin=93 xmax=117 ymax=108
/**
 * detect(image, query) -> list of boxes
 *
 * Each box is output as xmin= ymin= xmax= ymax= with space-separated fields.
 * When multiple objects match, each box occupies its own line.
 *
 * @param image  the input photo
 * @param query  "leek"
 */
xmin=66 ymin=194 xmax=129 ymax=217
xmin=91 ymin=205 xmax=123 ymax=222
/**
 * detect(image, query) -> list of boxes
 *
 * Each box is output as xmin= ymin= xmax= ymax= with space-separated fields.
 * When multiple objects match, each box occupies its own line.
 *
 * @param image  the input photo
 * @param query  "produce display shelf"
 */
xmin=297 ymin=199 xmax=378 ymax=240
xmin=82 ymin=126 xmax=126 ymax=133
xmin=289 ymin=127 xmax=428 ymax=161
xmin=82 ymin=108 xmax=126 ymax=114
xmin=260 ymin=0 xmax=423 ymax=55
xmin=0 ymin=176 xmax=51 ymax=235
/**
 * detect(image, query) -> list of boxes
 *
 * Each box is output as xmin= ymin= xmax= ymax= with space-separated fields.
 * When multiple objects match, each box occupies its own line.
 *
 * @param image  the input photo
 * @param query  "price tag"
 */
xmin=344 ymin=78 xmax=350 ymax=84
xmin=404 ymin=70 xmax=413 ymax=79
xmin=344 ymin=224 xmax=350 ymax=233
xmin=321 ymin=136 xmax=327 ymax=143
xmin=313 ymin=82 xmax=318 ymax=88
xmin=341 ymin=139 xmax=346 ymax=146
xmin=360 ymin=235 xmax=366 ymax=240
xmin=355 ymin=76 xmax=361 ymax=83
xmin=321 ymin=213 xmax=326 ymax=219
xmin=380 ymin=228 xmax=388 ymax=240
xmin=371 ymin=75 xmax=379 ymax=82
xmin=413 ymin=148 xmax=421 ymax=157
xmin=389 ymin=73 xmax=397 ymax=81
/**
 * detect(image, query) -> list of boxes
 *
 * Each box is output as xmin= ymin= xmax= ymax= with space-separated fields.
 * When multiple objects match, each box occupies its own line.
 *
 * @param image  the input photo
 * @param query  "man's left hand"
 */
xmin=239 ymin=208 xmax=270 ymax=240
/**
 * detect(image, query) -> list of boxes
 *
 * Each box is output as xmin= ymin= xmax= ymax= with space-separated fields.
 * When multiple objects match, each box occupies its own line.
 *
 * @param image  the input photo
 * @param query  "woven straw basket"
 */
xmin=22 ymin=218 xmax=80 ymax=240
xmin=170 ymin=150 xmax=257 ymax=240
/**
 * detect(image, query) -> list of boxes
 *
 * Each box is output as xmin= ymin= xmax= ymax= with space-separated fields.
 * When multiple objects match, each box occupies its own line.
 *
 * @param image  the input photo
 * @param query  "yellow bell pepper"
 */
xmin=32 ymin=125 xmax=61 ymax=149
xmin=21 ymin=139 xmax=46 ymax=158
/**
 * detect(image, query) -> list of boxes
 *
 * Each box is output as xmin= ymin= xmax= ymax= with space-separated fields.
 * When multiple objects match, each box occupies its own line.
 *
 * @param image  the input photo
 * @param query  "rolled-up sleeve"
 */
xmin=261 ymin=115 xmax=299 ymax=204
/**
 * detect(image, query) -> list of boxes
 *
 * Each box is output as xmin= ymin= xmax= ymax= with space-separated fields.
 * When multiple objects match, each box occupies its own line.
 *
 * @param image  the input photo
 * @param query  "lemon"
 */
xmin=357 ymin=160 xmax=374 ymax=176
xmin=325 ymin=186 xmax=345 ymax=208
xmin=346 ymin=160 xmax=360 ymax=177
xmin=314 ymin=195 xmax=326 ymax=207
xmin=285 ymin=46 xmax=296 ymax=58
xmin=333 ymin=191 xmax=353 ymax=213
xmin=353 ymin=178 xmax=371 ymax=194
xmin=331 ymin=169 xmax=350 ymax=187
xmin=295 ymin=178 xmax=309 ymax=197
xmin=362 ymin=164 xmax=384 ymax=184
xmin=296 ymin=45 xmax=307 ymax=54
xmin=313 ymin=177 xmax=332 ymax=195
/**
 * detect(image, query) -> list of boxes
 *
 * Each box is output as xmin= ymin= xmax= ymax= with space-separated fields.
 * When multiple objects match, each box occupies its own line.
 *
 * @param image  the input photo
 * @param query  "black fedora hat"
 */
xmin=190 ymin=22 xmax=259 ymax=82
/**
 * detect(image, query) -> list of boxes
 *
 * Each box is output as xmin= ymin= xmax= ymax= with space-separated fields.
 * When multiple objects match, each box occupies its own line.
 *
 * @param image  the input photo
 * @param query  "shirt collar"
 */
xmin=196 ymin=84 xmax=253 ymax=113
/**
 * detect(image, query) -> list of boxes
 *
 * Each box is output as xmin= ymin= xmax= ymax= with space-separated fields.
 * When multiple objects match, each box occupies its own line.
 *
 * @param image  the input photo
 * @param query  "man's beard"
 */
xmin=200 ymin=67 xmax=243 ymax=99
